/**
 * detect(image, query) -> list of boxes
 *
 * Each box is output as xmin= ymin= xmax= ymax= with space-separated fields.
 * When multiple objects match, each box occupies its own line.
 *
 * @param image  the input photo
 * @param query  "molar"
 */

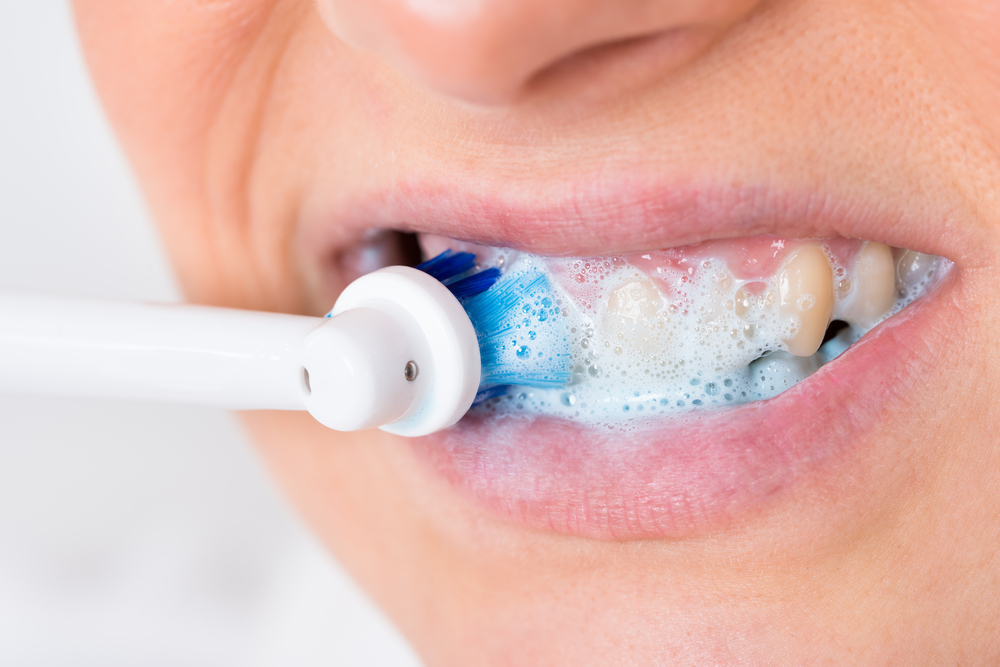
xmin=895 ymin=249 xmax=937 ymax=297
xmin=836 ymin=242 xmax=895 ymax=328
xmin=777 ymin=245 xmax=835 ymax=357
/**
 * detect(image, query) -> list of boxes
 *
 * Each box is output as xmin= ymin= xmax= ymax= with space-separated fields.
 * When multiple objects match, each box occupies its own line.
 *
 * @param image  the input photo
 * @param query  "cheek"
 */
xmin=74 ymin=0 xmax=318 ymax=310
xmin=240 ymin=412 xmax=431 ymax=609
xmin=914 ymin=1 xmax=1000 ymax=154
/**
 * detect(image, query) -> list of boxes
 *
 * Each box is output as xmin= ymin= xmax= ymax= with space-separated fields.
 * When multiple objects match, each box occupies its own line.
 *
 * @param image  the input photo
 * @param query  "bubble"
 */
xmin=560 ymin=392 xmax=577 ymax=407
xmin=516 ymin=346 xmax=531 ymax=359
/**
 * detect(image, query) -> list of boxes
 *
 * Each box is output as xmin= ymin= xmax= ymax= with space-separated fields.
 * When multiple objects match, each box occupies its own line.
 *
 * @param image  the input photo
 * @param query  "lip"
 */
xmin=301 ymin=174 xmax=973 ymax=540
xmin=304 ymin=173 xmax=979 ymax=264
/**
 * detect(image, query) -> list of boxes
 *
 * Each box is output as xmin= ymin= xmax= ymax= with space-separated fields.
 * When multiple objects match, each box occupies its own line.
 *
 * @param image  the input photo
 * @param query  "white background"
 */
xmin=0 ymin=3 xmax=422 ymax=665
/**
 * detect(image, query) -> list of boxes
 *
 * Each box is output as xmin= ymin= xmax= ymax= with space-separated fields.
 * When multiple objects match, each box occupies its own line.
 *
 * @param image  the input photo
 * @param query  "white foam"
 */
xmin=470 ymin=243 xmax=948 ymax=429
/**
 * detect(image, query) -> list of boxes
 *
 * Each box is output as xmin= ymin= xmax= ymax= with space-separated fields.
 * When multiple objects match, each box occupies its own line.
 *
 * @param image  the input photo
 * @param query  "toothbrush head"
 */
xmin=417 ymin=251 xmax=573 ymax=397
xmin=306 ymin=250 xmax=571 ymax=438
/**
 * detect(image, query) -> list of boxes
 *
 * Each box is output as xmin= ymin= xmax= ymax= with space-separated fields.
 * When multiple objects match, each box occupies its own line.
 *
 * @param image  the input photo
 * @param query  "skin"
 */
xmin=72 ymin=0 xmax=1000 ymax=664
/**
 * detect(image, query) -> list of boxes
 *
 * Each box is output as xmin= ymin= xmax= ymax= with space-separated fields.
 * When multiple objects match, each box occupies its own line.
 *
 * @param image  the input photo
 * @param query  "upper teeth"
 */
xmin=777 ymin=245 xmax=836 ymax=357
xmin=834 ymin=241 xmax=896 ymax=329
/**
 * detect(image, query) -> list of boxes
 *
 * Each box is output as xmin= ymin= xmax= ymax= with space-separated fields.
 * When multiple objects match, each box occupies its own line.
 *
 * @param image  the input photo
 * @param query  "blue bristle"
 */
xmin=462 ymin=267 xmax=572 ymax=390
xmin=417 ymin=251 xmax=572 ymax=393
xmin=415 ymin=250 xmax=476 ymax=282
xmin=447 ymin=267 xmax=501 ymax=299
xmin=472 ymin=384 xmax=509 ymax=405
xmin=416 ymin=251 xmax=500 ymax=298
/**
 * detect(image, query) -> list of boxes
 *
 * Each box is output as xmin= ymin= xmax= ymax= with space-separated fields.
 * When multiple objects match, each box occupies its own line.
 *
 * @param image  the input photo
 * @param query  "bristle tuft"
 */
xmin=463 ymin=268 xmax=572 ymax=390
xmin=447 ymin=267 xmax=501 ymax=299
xmin=418 ymin=251 xmax=571 ymax=392
xmin=472 ymin=385 xmax=509 ymax=405
xmin=416 ymin=250 xmax=476 ymax=282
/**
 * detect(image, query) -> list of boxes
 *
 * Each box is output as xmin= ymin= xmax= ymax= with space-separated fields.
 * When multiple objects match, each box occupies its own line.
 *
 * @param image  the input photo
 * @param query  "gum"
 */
xmin=440 ymin=236 xmax=948 ymax=429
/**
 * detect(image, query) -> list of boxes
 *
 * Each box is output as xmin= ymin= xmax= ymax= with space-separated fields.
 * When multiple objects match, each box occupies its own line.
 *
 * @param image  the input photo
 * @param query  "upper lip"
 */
xmin=306 ymin=171 xmax=978 ymax=268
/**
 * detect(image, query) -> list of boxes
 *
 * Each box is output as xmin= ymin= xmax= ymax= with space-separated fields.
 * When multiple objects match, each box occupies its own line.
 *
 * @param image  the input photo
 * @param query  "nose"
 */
xmin=317 ymin=0 xmax=764 ymax=105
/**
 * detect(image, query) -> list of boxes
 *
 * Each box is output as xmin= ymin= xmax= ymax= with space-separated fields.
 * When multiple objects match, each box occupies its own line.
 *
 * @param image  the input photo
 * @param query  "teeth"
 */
xmin=749 ymin=351 xmax=823 ymax=399
xmin=836 ymin=242 xmax=895 ymax=328
xmin=472 ymin=241 xmax=944 ymax=424
xmin=601 ymin=278 xmax=671 ymax=360
xmin=606 ymin=279 xmax=665 ymax=321
xmin=777 ymin=245 xmax=835 ymax=357
xmin=895 ymin=249 xmax=937 ymax=294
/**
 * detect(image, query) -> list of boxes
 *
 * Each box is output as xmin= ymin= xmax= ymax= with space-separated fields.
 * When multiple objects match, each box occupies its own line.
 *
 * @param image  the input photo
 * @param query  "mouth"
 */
xmin=300 ymin=177 xmax=969 ymax=541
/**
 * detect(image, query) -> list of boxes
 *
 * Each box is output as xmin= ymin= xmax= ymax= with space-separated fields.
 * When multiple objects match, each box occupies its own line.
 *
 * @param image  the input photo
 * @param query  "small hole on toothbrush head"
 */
xmin=301 ymin=367 xmax=312 ymax=396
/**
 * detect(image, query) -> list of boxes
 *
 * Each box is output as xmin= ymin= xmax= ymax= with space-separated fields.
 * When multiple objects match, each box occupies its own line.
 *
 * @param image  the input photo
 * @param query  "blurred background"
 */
xmin=0 ymin=3 xmax=421 ymax=665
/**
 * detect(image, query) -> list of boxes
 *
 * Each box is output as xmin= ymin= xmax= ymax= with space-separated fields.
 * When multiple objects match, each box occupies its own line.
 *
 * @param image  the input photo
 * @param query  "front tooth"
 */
xmin=838 ymin=242 xmax=895 ymax=327
xmin=600 ymin=278 xmax=672 ymax=361
xmin=607 ymin=279 xmax=665 ymax=321
xmin=778 ymin=245 xmax=835 ymax=357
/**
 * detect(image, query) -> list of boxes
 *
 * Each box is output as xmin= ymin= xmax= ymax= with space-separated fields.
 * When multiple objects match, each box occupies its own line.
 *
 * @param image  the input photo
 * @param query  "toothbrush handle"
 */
xmin=0 ymin=292 xmax=320 ymax=410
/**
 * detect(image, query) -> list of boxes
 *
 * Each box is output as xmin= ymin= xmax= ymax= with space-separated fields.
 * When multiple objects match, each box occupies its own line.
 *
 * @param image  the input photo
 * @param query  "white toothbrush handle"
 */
xmin=0 ymin=266 xmax=481 ymax=437
xmin=0 ymin=291 xmax=318 ymax=410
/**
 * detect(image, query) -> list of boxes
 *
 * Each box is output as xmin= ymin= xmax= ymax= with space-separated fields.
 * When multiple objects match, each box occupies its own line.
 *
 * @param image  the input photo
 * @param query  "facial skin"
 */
xmin=72 ymin=0 xmax=1000 ymax=664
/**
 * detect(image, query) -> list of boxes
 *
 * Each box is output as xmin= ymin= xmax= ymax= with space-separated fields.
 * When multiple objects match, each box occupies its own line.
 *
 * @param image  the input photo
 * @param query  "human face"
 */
xmin=73 ymin=0 xmax=1000 ymax=663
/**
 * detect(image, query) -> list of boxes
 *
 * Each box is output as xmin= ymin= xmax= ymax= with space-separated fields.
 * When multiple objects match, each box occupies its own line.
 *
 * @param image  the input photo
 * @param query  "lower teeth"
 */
xmin=448 ymin=239 xmax=949 ymax=428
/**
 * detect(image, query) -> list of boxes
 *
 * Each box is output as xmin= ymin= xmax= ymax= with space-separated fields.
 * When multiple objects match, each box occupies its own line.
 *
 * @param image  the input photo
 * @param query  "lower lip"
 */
xmin=409 ymin=272 xmax=955 ymax=540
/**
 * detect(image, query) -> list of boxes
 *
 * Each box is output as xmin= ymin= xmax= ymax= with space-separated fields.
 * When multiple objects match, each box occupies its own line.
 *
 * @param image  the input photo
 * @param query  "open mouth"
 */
xmin=301 ymin=179 xmax=968 ymax=541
